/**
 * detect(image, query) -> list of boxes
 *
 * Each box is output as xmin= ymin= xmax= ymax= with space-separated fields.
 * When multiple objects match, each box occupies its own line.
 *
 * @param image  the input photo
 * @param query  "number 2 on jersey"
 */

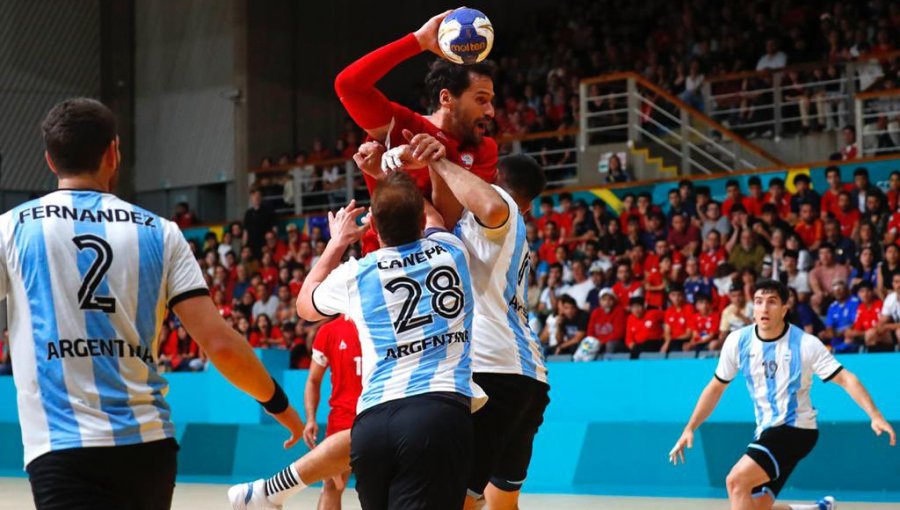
xmin=384 ymin=265 xmax=464 ymax=334
xmin=73 ymin=234 xmax=117 ymax=314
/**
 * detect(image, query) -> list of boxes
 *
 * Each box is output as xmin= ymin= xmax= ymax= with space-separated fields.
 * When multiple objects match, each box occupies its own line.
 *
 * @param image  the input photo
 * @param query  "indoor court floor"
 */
xmin=1 ymin=479 xmax=898 ymax=510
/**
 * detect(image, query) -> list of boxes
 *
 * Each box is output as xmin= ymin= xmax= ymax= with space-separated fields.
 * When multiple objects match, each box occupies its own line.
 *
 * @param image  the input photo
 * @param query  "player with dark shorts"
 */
xmin=303 ymin=315 xmax=362 ymax=510
xmin=334 ymin=10 xmax=498 ymax=255
xmin=387 ymin=135 xmax=549 ymax=510
xmin=670 ymin=279 xmax=895 ymax=510
xmin=5 ymin=99 xmax=303 ymax=510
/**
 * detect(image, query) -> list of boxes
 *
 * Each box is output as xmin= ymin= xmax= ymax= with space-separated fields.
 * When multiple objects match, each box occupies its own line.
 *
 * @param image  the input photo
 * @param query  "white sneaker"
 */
xmin=817 ymin=496 xmax=837 ymax=510
xmin=227 ymin=479 xmax=281 ymax=510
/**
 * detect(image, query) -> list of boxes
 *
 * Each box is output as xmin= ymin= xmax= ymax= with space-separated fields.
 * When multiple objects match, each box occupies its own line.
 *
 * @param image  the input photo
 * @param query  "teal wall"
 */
xmin=1 ymin=352 xmax=898 ymax=501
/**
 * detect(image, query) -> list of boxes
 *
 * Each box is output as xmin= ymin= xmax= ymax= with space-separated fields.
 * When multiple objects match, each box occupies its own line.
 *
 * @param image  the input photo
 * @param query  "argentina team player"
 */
xmin=297 ymin=172 xmax=481 ymax=510
xmin=670 ymin=280 xmax=895 ymax=510
xmin=0 ymin=99 xmax=304 ymax=510
xmin=386 ymin=132 xmax=550 ymax=510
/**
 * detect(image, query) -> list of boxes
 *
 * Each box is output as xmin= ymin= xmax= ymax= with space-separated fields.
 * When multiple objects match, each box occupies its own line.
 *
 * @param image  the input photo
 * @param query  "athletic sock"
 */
xmin=265 ymin=464 xmax=306 ymax=506
xmin=789 ymin=504 xmax=824 ymax=510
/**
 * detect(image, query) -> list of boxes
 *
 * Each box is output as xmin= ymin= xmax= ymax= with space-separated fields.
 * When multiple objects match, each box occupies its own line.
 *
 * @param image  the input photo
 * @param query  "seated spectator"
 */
xmin=644 ymin=255 xmax=673 ymax=310
xmin=820 ymin=166 xmax=852 ymax=218
xmin=820 ymin=280 xmax=860 ymax=350
xmin=699 ymin=230 xmax=727 ymax=279
xmin=172 ymin=201 xmax=197 ymax=228
xmin=756 ymin=37 xmax=787 ymax=70
xmin=0 ymin=328 xmax=10 ymax=376
xmin=727 ymin=229 xmax=765 ymax=274
xmin=584 ymin=261 xmax=608 ymax=311
xmin=781 ymin=250 xmax=811 ymax=302
xmin=793 ymin=202 xmax=823 ymax=252
xmin=250 ymin=283 xmax=279 ymax=323
xmin=809 ymin=244 xmax=851 ymax=314
xmin=744 ymin=177 xmax=766 ymax=217
xmin=787 ymin=287 xmax=823 ymax=335
xmin=663 ymin=284 xmax=695 ymax=353
xmin=285 ymin=322 xmax=311 ymax=369
xmin=565 ymin=260 xmax=594 ymax=310
xmin=258 ymin=252 xmax=279 ymax=288
xmin=833 ymin=190 xmax=861 ymax=239
xmin=612 ymin=262 xmax=643 ymax=306
xmin=683 ymin=257 xmax=716 ymax=305
xmin=877 ymin=244 xmax=900 ymax=298
xmin=666 ymin=188 xmax=697 ymax=225
xmin=678 ymin=59 xmax=705 ymax=111
xmin=719 ymin=284 xmax=753 ymax=337
xmin=841 ymin=282 xmax=883 ymax=353
xmin=159 ymin=325 xmax=204 ymax=372
xmin=722 ymin=180 xmax=754 ymax=216
xmin=538 ymin=221 xmax=563 ymax=264
xmin=763 ymin=178 xmax=792 ymax=219
xmin=876 ymin=272 xmax=900 ymax=352
xmin=551 ymin=295 xmax=588 ymax=356
xmin=700 ymin=201 xmax=731 ymax=240
xmin=821 ymin=218 xmax=856 ymax=265
xmin=586 ymin=289 xmax=627 ymax=354
xmin=790 ymin=174 xmax=820 ymax=217
xmin=784 ymin=233 xmax=813 ymax=272
xmin=761 ymin=228 xmax=788 ymax=279
xmin=753 ymin=205 xmax=792 ymax=251
xmin=840 ymin=126 xmax=858 ymax=160
xmin=605 ymin=154 xmax=632 ymax=183
xmin=274 ymin=285 xmax=298 ymax=324
xmin=687 ymin=293 xmax=721 ymax=351
xmin=667 ymin=213 xmax=701 ymax=257
xmin=249 ymin=314 xmax=284 ymax=349
xmin=641 ymin=213 xmax=668 ymax=251
xmin=850 ymin=246 xmax=879 ymax=290
xmin=625 ymin=297 xmax=666 ymax=356
xmin=538 ymin=263 xmax=566 ymax=318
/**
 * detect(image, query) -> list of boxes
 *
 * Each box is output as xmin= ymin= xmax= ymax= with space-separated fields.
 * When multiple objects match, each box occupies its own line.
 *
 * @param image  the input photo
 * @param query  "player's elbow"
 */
xmin=334 ymin=68 xmax=354 ymax=98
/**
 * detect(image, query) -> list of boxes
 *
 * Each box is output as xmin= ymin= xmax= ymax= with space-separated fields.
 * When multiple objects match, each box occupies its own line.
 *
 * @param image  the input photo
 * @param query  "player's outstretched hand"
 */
xmin=303 ymin=421 xmax=319 ymax=449
xmin=352 ymin=141 xmax=387 ymax=180
xmin=270 ymin=405 xmax=305 ymax=449
xmin=668 ymin=429 xmax=694 ymax=465
xmin=328 ymin=200 xmax=370 ymax=248
xmin=871 ymin=416 xmax=897 ymax=446
xmin=414 ymin=10 xmax=453 ymax=56
xmin=402 ymin=129 xmax=447 ymax=162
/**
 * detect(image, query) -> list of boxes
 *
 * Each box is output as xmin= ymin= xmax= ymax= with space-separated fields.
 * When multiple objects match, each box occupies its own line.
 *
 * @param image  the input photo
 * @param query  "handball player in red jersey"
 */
xmin=303 ymin=315 xmax=362 ymax=510
xmin=334 ymin=10 xmax=499 ymax=254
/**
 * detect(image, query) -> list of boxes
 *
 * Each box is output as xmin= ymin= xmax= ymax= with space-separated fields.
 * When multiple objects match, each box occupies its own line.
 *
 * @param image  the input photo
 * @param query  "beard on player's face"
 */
xmin=452 ymin=105 xmax=489 ymax=147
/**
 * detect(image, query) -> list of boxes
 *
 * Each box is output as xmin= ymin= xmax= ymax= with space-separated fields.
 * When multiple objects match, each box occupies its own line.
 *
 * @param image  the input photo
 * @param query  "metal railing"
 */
xmin=248 ymin=130 xmax=580 ymax=215
xmin=855 ymin=87 xmax=900 ymax=158
xmin=703 ymin=50 xmax=900 ymax=140
xmin=579 ymin=72 xmax=782 ymax=176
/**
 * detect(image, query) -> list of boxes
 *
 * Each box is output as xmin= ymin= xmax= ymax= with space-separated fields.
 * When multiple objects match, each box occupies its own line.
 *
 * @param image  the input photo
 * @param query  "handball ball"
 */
xmin=438 ymin=8 xmax=494 ymax=65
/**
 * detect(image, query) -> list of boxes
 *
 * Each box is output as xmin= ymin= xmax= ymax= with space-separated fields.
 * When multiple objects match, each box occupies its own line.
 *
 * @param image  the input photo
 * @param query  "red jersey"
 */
xmin=664 ymin=303 xmax=696 ymax=339
xmin=555 ymin=210 xmax=575 ymax=239
xmin=359 ymin=105 xmax=498 ymax=255
xmin=536 ymin=212 xmax=565 ymax=235
xmin=852 ymin=300 xmax=883 ymax=331
xmin=821 ymin=184 xmax=854 ymax=217
xmin=612 ymin=280 xmax=643 ymax=306
xmin=763 ymin=192 xmax=793 ymax=217
xmin=644 ymin=271 xmax=666 ymax=309
xmin=699 ymin=248 xmax=727 ymax=278
xmin=833 ymin=208 xmax=860 ymax=238
xmin=722 ymin=196 xmax=754 ymax=216
xmin=587 ymin=305 xmax=626 ymax=343
xmin=794 ymin=219 xmax=824 ymax=249
xmin=538 ymin=239 xmax=562 ymax=264
xmin=691 ymin=311 xmax=721 ymax=340
xmin=743 ymin=194 xmax=765 ymax=216
xmin=626 ymin=310 xmax=665 ymax=346
xmin=311 ymin=316 xmax=363 ymax=416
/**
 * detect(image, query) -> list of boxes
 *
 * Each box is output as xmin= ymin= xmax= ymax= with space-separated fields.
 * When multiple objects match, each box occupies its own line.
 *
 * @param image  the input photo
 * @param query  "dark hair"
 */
xmin=726 ymin=179 xmax=740 ymax=189
xmin=856 ymin=280 xmax=874 ymax=291
xmin=371 ymin=172 xmax=424 ymax=247
xmin=694 ymin=292 xmax=711 ymax=303
xmin=425 ymin=59 xmax=497 ymax=112
xmin=559 ymin=294 xmax=577 ymax=306
xmin=668 ymin=188 xmax=680 ymax=197
xmin=695 ymin=186 xmax=711 ymax=197
xmin=498 ymin=155 xmax=546 ymax=202
xmin=638 ymin=191 xmax=652 ymax=201
xmin=679 ymin=179 xmax=693 ymax=189
xmin=818 ymin=242 xmax=834 ymax=252
xmin=540 ymin=196 xmax=554 ymax=206
xmin=41 ymin=98 xmax=117 ymax=175
xmin=770 ymin=177 xmax=784 ymax=187
xmin=761 ymin=203 xmax=777 ymax=214
xmin=668 ymin=282 xmax=684 ymax=293
xmin=748 ymin=176 xmax=762 ymax=186
xmin=628 ymin=296 xmax=645 ymax=306
xmin=753 ymin=279 xmax=789 ymax=303
xmin=794 ymin=174 xmax=811 ymax=184
xmin=730 ymin=204 xmax=746 ymax=214
xmin=853 ymin=167 xmax=869 ymax=179
xmin=843 ymin=125 xmax=856 ymax=135
xmin=783 ymin=249 xmax=799 ymax=259
xmin=559 ymin=192 xmax=573 ymax=201
xmin=825 ymin=165 xmax=840 ymax=176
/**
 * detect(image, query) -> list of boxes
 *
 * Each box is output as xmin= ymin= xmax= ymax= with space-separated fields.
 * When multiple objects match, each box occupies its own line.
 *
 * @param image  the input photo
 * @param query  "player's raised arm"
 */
xmin=829 ymin=369 xmax=896 ymax=446
xmin=172 ymin=295 xmax=304 ymax=448
xmin=334 ymin=11 xmax=451 ymax=141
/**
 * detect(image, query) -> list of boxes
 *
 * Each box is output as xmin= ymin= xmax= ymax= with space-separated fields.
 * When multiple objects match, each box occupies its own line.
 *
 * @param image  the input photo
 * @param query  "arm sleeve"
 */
xmin=334 ymin=33 xmax=422 ymax=129
xmin=164 ymin=222 xmax=209 ymax=307
xmin=806 ymin=335 xmax=843 ymax=382
xmin=311 ymin=325 xmax=330 ymax=367
xmin=311 ymin=261 xmax=355 ymax=318
xmin=714 ymin=331 xmax=740 ymax=383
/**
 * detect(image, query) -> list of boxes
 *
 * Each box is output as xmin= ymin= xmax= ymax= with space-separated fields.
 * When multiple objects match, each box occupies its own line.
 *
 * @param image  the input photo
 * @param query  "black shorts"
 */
xmin=350 ymin=392 xmax=473 ymax=510
xmin=745 ymin=425 xmax=818 ymax=498
xmin=468 ymin=373 xmax=550 ymax=497
xmin=26 ymin=438 xmax=179 ymax=510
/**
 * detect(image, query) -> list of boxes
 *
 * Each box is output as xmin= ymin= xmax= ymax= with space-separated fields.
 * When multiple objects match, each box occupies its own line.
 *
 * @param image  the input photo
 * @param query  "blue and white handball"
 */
xmin=438 ymin=8 xmax=494 ymax=65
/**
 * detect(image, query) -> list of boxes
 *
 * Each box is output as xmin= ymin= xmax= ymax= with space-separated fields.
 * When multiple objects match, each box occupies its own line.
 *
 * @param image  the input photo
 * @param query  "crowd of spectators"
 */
xmin=530 ymin=166 xmax=900 ymax=360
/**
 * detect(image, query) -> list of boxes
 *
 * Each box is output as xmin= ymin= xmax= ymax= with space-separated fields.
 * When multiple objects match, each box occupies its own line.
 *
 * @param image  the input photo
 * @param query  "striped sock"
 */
xmin=265 ymin=464 xmax=305 ymax=505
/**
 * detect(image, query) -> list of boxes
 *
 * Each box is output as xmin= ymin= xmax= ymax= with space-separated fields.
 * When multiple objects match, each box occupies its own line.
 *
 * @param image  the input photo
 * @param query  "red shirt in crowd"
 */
xmin=833 ymin=208 xmax=861 ymax=238
xmin=820 ymin=184 xmax=854 ymax=217
xmin=626 ymin=310 xmax=666 ymax=346
xmin=587 ymin=305 xmax=627 ymax=343
xmin=852 ymin=300 xmax=883 ymax=331
xmin=664 ymin=303 xmax=696 ymax=339
xmin=691 ymin=311 xmax=721 ymax=341
xmin=249 ymin=327 xmax=283 ymax=348
xmin=539 ymin=239 xmax=562 ymax=264
xmin=794 ymin=219 xmax=824 ymax=249
xmin=699 ymin=248 xmax=727 ymax=278
xmin=763 ymin=192 xmax=793 ymax=217
xmin=644 ymin=271 xmax=666 ymax=309
xmin=722 ymin=195 xmax=754 ymax=216
xmin=743 ymin=194 xmax=766 ymax=217
xmin=612 ymin=280 xmax=643 ymax=306
xmin=311 ymin=316 xmax=363 ymax=425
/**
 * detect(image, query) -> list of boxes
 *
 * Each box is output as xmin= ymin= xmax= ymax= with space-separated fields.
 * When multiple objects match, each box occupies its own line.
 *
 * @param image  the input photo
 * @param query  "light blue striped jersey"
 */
xmin=0 ymin=190 xmax=208 ymax=466
xmin=312 ymin=231 xmax=478 ymax=413
xmin=455 ymin=186 xmax=547 ymax=383
xmin=715 ymin=324 xmax=843 ymax=438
